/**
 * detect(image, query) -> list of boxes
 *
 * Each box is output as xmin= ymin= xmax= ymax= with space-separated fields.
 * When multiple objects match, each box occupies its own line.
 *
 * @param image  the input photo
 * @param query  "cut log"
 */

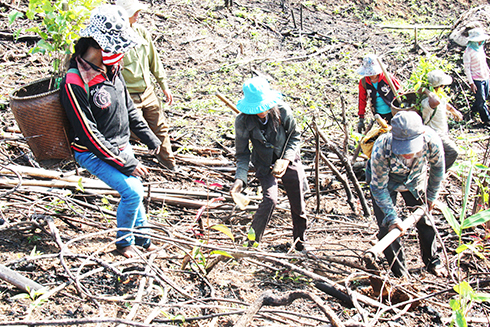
xmin=0 ymin=264 xmax=44 ymax=293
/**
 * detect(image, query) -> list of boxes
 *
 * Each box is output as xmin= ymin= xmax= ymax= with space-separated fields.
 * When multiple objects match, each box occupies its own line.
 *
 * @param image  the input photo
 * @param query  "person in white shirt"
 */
xmin=463 ymin=28 xmax=490 ymax=124
xmin=421 ymin=70 xmax=463 ymax=171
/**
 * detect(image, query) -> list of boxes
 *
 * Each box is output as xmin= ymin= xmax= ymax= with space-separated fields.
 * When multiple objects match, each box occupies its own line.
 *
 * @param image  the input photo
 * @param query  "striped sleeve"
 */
xmin=60 ymin=72 xmax=138 ymax=175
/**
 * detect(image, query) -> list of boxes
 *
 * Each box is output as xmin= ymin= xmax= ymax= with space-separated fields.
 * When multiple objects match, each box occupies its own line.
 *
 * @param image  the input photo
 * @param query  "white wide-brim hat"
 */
xmin=468 ymin=28 xmax=490 ymax=42
xmin=116 ymin=0 xmax=148 ymax=18
xmin=427 ymin=70 xmax=453 ymax=88
xmin=357 ymin=54 xmax=382 ymax=76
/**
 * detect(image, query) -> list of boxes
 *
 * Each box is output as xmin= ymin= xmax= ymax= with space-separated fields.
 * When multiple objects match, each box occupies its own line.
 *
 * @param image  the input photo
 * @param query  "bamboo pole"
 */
xmin=0 ymin=264 xmax=45 ymax=293
xmin=376 ymin=57 xmax=401 ymax=105
xmin=216 ymin=92 xmax=240 ymax=114
xmin=364 ymin=207 xmax=426 ymax=263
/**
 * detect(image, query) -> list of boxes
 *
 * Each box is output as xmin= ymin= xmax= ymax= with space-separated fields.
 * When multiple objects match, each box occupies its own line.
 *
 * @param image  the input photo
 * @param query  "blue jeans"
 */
xmin=473 ymin=80 xmax=490 ymax=123
xmin=74 ymin=146 xmax=151 ymax=249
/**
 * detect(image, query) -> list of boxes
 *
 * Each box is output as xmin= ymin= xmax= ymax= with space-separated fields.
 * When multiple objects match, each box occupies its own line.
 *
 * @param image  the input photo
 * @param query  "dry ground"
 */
xmin=0 ymin=0 xmax=490 ymax=326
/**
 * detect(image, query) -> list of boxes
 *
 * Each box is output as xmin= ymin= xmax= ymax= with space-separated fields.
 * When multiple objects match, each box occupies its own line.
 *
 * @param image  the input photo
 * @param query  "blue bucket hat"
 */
xmin=391 ymin=111 xmax=425 ymax=155
xmin=236 ymin=77 xmax=282 ymax=115
xmin=357 ymin=54 xmax=382 ymax=76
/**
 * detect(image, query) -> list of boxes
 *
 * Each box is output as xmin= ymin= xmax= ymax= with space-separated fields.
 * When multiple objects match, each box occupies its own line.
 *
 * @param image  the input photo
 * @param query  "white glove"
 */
xmin=271 ymin=159 xmax=289 ymax=178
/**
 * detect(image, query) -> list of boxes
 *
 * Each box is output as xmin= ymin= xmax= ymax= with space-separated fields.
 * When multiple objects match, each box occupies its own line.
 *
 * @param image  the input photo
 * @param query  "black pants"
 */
xmin=251 ymin=157 xmax=307 ymax=246
xmin=372 ymin=191 xmax=440 ymax=277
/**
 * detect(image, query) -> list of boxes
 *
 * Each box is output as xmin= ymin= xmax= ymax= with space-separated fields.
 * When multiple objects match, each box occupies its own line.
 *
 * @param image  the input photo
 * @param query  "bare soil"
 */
xmin=0 ymin=1 xmax=490 ymax=326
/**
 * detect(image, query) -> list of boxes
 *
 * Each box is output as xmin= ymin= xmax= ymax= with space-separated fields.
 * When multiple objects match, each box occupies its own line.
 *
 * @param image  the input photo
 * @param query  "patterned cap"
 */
xmin=80 ymin=4 xmax=142 ymax=53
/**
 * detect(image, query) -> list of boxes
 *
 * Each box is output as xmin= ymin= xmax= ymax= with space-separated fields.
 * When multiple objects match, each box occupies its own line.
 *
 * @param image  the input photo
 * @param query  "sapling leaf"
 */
xmin=455 ymin=243 xmax=485 ymax=260
xmin=454 ymin=281 xmax=473 ymax=299
xmin=210 ymin=250 xmax=234 ymax=258
xmin=470 ymin=292 xmax=490 ymax=302
xmin=8 ymin=11 xmax=23 ymax=25
xmin=11 ymin=293 xmax=30 ymax=300
xmin=449 ymin=298 xmax=460 ymax=311
xmin=30 ymin=246 xmax=37 ymax=257
xmin=474 ymin=163 xmax=489 ymax=170
xmin=454 ymin=310 xmax=467 ymax=327
xmin=438 ymin=201 xmax=461 ymax=236
xmin=77 ymin=178 xmax=85 ymax=192
xmin=461 ymin=209 xmax=490 ymax=229
xmin=210 ymin=224 xmax=234 ymax=241
xmin=247 ymin=227 xmax=256 ymax=241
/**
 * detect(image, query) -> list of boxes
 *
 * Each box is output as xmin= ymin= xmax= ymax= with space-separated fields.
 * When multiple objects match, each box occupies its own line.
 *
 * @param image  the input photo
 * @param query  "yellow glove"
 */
xmin=271 ymin=159 xmax=290 ymax=178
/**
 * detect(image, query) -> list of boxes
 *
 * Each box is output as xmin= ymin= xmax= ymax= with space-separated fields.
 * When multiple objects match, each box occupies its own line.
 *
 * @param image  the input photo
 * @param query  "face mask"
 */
xmin=101 ymin=50 xmax=124 ymax=65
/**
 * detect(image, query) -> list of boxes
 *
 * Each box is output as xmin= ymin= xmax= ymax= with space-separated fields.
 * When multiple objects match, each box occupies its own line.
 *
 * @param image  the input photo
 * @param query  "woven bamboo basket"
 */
xmin=9 ymin=77 xmax=72 ymax=162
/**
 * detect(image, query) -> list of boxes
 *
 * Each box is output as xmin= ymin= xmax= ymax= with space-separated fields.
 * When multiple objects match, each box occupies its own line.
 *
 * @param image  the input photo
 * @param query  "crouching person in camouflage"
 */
xmin=368 ymin=111 xmax=446 ymax=277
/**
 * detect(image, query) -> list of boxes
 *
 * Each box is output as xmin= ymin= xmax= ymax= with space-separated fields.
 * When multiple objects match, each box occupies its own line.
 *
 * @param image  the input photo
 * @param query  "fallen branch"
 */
xmin=234 ymin=290 xmax=345 ymax=327
xmin=312 ymin=121 xmax=370 ymax=216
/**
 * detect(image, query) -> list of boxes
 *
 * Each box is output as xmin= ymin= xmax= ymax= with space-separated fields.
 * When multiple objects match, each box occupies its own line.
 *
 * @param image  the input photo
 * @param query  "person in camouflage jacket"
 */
xmin=368 ymin=111 xmax=445 ymax=277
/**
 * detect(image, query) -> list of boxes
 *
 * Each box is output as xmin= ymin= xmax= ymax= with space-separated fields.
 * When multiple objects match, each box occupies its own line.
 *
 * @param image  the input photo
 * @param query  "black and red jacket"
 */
xmin=358 ymin=72 xmax=401 ymax=118
xmin=60 ymin=58 xmax=161 ymax=176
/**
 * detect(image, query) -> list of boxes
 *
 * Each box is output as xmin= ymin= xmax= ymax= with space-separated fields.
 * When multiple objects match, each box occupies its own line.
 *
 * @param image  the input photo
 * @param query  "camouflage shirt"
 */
xmin=369 ymin=127 xmax=445 ymax=226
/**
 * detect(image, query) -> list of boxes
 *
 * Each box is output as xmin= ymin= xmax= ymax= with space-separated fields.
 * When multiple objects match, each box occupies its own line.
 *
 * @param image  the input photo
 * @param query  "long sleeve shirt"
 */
xmin=60 ymin=58 xmax=161 ymax=176
xmin=463 ymin=46 xmax=490 ymax=85
xmin=234 ymin=102 xmax=301 ymax=184
xmin=358 ymin=72 xmax=401 ymax=118
xmin=369 ymin=128 xmax=445 ymax=226
xmin=122 ymin=23 xmax=169 ymax=94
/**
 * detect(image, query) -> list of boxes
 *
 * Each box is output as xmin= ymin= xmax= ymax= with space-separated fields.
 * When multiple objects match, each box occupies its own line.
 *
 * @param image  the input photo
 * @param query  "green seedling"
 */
xmin=11 ymin=286 xmax=49 ymax=308
xmin=439 ymin=154 xmax=490 ymax=327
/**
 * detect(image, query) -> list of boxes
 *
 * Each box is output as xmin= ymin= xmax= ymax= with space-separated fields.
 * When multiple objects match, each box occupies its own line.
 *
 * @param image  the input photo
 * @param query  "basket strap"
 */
xmin=67 ymin=68 xmax=89 ymax=99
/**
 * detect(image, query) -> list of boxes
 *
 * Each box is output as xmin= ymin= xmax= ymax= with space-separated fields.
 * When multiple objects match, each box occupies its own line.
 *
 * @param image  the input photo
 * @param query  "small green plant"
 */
xmin=27 ymin=236 xmax=41 ymax=245
xmin=243 ymin=227 xmax=258 ymax=248
xmin=450 ymin=282 xmax=490 ymax=327
xmin=439 ymin=153 xmax=490 ymax=327
xmin=395 ymin=55 xmax=455 ymax=113
xmin=405 ymin=55 xmax=454 ymax=93
xmin=161 ymin=311 xmax=185 ymax=323
xmin=9 ymin=0 xmax=105 ymax=82
xmin=11 ymin=286 xmax=49 ymax=307
xmin=190 ymin=245 xmax=207 ymax=272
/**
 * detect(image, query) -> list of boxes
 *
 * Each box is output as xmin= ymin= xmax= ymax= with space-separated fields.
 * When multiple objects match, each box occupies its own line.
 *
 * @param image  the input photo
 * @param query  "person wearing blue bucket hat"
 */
xmin=463 ymin=27 xmax=490 ymax=125
xmin=367 ymin=111 xmax=446 ymax=277
xmin=230 ymin=77 xmax=309 ymax=251
xmin=357 ymin=54 xmax=401 ymax=132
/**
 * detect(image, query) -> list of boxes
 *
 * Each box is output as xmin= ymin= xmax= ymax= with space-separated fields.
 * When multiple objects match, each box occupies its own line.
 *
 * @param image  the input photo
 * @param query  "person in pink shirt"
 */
xmin=463 ymin=28 xmax=490 ymax=125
